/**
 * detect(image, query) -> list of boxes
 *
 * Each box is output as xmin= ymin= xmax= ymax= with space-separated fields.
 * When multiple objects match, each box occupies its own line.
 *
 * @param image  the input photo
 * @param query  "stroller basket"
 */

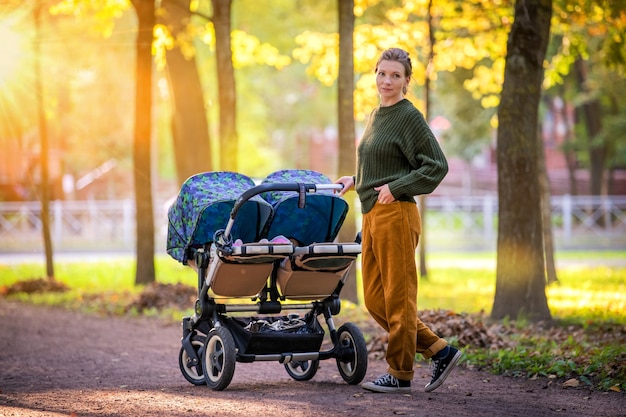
xmin=225 ymin=315 xmax=324 ymax=356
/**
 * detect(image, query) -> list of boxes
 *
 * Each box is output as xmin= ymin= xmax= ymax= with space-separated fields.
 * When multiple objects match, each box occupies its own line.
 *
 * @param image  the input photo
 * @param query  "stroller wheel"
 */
xmin=202 ymin=327 xmax=236 ymax=391
xmin=284 ymin=359 xmax=320 ymax=381
xmin=336 ymin=323 xmax=368 ymax=385
xmin=179 ymin=333 xmax=206 ymax=385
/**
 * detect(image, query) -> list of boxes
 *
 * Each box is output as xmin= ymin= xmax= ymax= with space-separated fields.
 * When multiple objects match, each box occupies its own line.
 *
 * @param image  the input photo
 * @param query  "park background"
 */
xmin=0 ymin=0 xmax=624 ymax=394
xmin=1 ymin=0 xmax=624 ymax=288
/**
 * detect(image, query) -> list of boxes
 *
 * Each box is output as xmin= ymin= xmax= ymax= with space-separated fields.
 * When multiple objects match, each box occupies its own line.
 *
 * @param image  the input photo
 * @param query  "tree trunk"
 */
xmin=212 ymin=0 xmax=238 ymax=172
xmin=34 ymin=0 xmax=55 ymax=280
xmin=337 ymin=0 xmax=358 ymax=304
xmin=132 ymin=0 xmax=156 ymax=286
xmin=574 ymin=58 xmax=605 ymax=196
xmin=419 ymin=0 xmax=436 ymax=280
xmin=162 ymin=0 xmax=212 ymax=185
xmin=561 ymin=97 xmax=578 ymax=195
xmin=417 ymin=195 xmax=427 ymax=278
xmin=537 ymin=124 xmax=558 ymax=284
xmin=491 ymin=0 xmax=552 ymax=321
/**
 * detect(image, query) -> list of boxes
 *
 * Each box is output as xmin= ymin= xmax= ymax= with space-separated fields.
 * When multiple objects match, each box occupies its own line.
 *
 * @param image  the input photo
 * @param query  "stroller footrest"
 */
xmin=209 ymin=261 xmax=274 ymax=297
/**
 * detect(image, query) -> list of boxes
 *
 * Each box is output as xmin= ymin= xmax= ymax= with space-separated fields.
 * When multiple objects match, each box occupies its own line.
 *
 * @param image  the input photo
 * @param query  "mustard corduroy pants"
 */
xmin=361 ymin=201 xmax=447 ymax=381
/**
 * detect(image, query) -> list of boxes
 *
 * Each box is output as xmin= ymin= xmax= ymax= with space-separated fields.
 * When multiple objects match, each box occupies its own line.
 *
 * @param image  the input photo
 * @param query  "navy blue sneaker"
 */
xmin=362 ymin=373 xmax=411 ymax=393
xmin=424 ymin=346 xmax=462 ymax=392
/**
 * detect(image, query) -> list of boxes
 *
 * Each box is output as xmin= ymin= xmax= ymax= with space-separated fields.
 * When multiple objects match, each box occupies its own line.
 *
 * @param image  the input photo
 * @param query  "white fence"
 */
xmin=0 ymin=195 xmax=625 ymax=253
xmin=422 ymin=195 xmax=626 ymax=250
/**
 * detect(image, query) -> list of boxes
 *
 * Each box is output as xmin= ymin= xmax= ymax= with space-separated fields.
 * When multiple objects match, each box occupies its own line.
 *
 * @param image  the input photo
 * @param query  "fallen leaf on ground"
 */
xmin=563 ymin=378 xmax=580 ymax=388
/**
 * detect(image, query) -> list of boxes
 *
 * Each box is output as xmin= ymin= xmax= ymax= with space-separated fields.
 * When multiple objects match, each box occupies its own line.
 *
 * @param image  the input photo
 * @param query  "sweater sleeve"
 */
xmin=387 ymin=109 xmax=448 ymax=199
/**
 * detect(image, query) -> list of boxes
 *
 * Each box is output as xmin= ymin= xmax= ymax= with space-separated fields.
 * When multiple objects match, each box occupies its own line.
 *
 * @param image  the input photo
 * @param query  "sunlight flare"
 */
xmin=0 ymin=18 xmax=28 ymax=88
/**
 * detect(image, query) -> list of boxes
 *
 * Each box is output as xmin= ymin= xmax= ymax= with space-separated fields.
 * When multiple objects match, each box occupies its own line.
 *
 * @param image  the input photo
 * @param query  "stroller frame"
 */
xmin=174 ymin=176 xmax=368 ymax=391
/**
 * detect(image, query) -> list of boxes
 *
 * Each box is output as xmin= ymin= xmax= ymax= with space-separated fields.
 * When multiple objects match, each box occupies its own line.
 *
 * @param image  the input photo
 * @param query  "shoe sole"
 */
xmin=362 ymin=382 xmax=411 ymax=393
xmin=424 ymin=350 xmax=462 ymax=393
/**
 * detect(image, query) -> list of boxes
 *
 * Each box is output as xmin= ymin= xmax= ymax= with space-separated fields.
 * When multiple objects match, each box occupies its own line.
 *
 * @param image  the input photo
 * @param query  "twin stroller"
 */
xmin=166 ymin=169 xmax=368 ymax=390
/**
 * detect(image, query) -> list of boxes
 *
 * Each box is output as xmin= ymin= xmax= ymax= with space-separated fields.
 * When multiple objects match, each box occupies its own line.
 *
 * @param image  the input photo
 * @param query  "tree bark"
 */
xmin=212 ymin=0 xmax=238 ymax=172
xmin=162 ymin=0 xmax=212 ymax=185
xmin=34 ymin=0 xmax=55 ymax=280
xmin=131 ymin=0 xmax=156 ymax=286
xmin=537 ymin=124 xmax=558 ymax=284
xmin=491 ymin=0 xmax=552 ymax=321
xmin=561 ymin=97 xmax=578 ymax=195
xmin=337 ymin=0 xmax=358 ymax=304
xmin=574 ymin=58 xmax=605 ymax=196
xmin=419 ymin=0 xmax=436 ymax=279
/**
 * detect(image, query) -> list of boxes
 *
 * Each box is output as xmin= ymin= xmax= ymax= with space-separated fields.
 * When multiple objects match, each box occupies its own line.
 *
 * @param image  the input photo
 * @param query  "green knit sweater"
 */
xmin=355 ymin=98 xmax=448 ymax=214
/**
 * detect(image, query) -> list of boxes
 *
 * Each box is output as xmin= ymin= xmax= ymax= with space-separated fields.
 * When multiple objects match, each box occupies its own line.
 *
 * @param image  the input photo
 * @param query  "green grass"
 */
xmin=420 ymin=251 xmax=625 ymax=322
xmin=418 ymin=268 xmax=496 ymax=314
xmin=1 ymin=251 xmax=625 ymax=391
xmin=1 ymin=256 xmax=189 ymax=292
xmin=0 ymin=256 xmax=194 ymax=316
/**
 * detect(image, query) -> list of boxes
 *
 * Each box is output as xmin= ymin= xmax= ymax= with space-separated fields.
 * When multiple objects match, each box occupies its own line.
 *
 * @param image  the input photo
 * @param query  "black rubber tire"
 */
xmin=178 ymin=333 xmax=206 ymax=385
xmin=284 ymin=359 xmax=320 ymax=381
xmin=336 ymin=323 xmax=368 ymax=385
xmin=202 ymin=327 xmax=237 ymax=391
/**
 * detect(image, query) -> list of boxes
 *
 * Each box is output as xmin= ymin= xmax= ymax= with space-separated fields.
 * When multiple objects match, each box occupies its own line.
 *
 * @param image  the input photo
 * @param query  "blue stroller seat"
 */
xmin=261 ymin=170 xmax=360 ymax=299
xmin=261 ymin=169 xmax=348 ymax=245
xmin=167 ymin=172 xmax=292 ymax=297
xmin=167 ymin=171 xmax=273 ymax=264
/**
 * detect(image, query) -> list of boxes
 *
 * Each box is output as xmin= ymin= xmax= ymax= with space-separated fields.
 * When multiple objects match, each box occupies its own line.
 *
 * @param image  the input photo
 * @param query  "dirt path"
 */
xmin=0 ymin=300 xmax=623 ymax=417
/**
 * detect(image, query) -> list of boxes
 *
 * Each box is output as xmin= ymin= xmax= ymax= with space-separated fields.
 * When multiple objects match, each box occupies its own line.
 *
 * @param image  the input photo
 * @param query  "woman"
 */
xmin=336 ymin=48 xmax=461 ymax=393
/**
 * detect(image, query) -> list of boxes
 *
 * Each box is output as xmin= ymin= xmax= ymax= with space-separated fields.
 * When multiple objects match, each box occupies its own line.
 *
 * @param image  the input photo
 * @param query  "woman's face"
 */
xmin=376 ymin=60 xmax=409 ymax=106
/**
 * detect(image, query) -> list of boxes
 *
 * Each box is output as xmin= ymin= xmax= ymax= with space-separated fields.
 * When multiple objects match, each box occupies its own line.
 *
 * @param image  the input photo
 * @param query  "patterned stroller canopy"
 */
xmin=261 ymin=170 xmax=349 ymax=246
xmin=166 ymin=172 xmax=273 ymax=264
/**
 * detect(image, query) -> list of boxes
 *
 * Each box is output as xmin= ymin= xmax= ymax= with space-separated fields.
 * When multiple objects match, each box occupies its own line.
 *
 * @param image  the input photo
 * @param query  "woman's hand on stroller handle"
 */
xmin=334 ymin=176 xmax=354 ymax=196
